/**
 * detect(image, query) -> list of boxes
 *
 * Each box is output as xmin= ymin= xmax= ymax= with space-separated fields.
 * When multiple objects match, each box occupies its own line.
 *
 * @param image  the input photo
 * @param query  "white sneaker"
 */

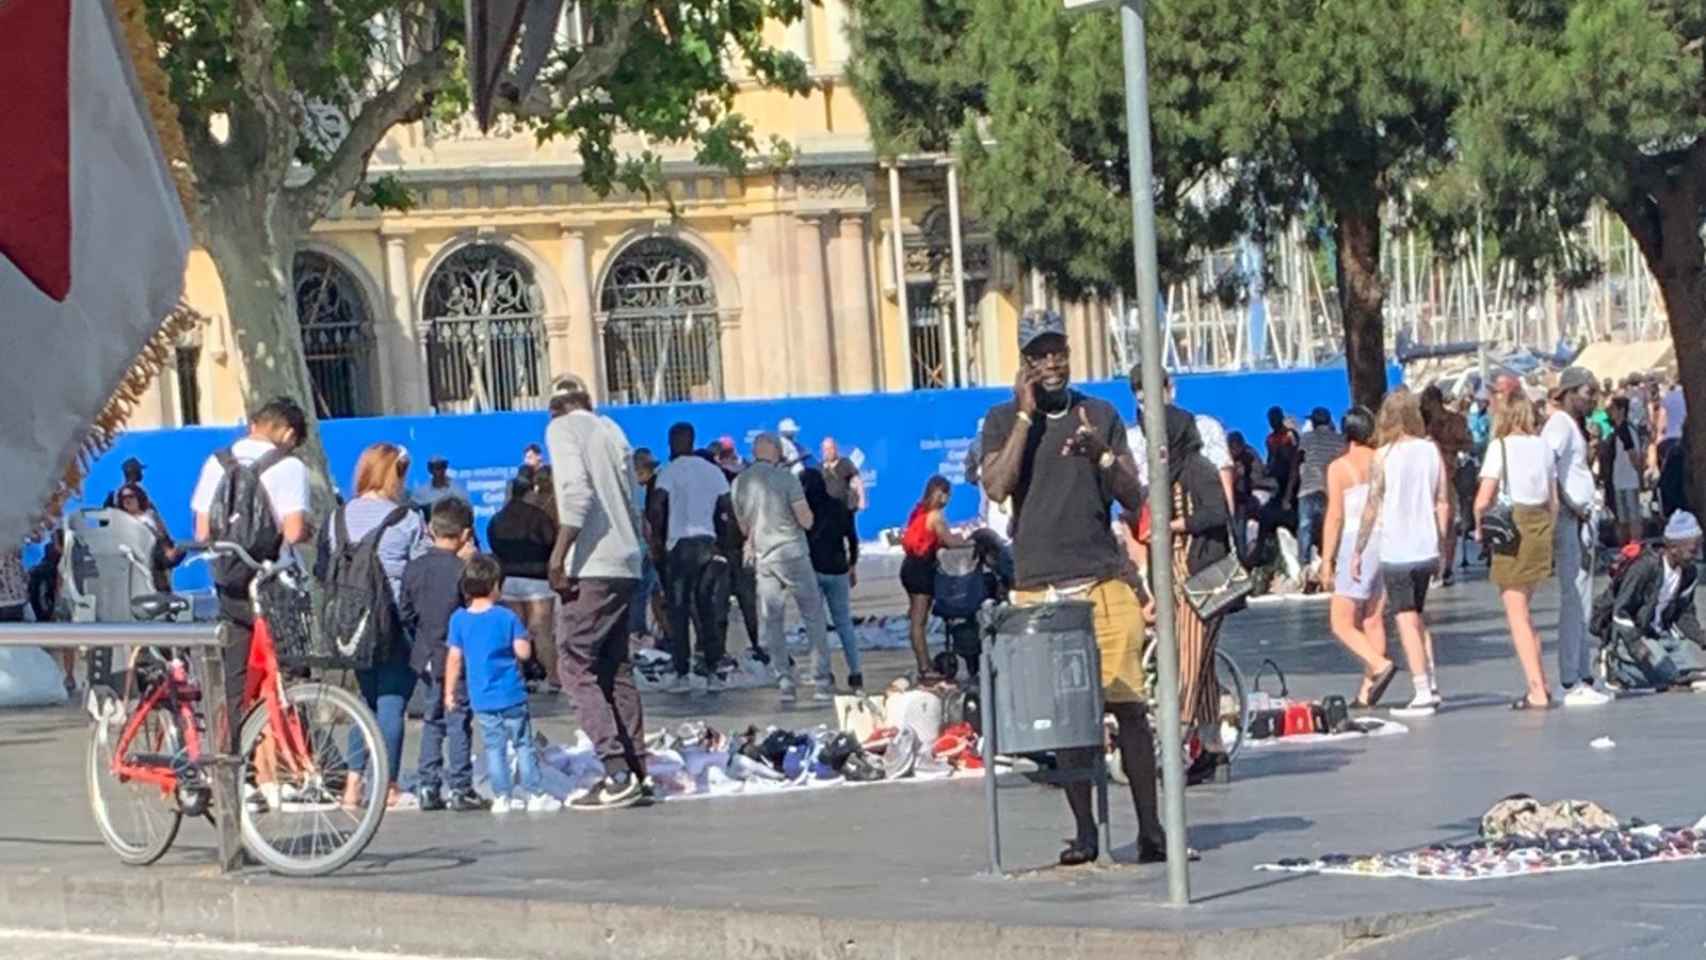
xmin=812 ymin=688 xmax=833 ymax=703
xmin=526 ymin=793 xmax=564 ymax=813
xmin=1391 ymin=693 xmax=1440 ymax=717
xmin=507 ymin=795 xmax=528 ymax=812
xmin=1690 ymin=679 xmax=1706 ymax=693
xmin=491 ymin=794 xmax=512 ymax=816
xmin=779 ymin=677 xmax=797 ymax=702
xmin=666 ymin=674 xmax=693 ymax=695
xmin=705 ymin=675 xmax=725 ymax=693
xmin=1564 ymin=685 xmax=1613 ymax=708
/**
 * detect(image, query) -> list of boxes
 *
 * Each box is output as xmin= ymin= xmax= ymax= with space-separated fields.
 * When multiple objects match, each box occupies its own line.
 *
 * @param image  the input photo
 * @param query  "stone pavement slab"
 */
xmin=3 ymin=568 xmax=1704 ymax=958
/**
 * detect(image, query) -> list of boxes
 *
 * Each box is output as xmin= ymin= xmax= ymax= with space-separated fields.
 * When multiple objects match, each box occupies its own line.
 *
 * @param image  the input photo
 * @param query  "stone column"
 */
xmin=557 ymin=224 xmax=601 ymax=398
xmin=381 ymin=232 xmax=428 ymax=411
xmin=886 ymin=165 xmax=913 ymax=392
xmin=793 ymin=216 xmax=835 ymax=395
xmin=830 ymin=212 xmax=877 ymax=393
xmin=729 ymin=222 xmax=757 ymax=398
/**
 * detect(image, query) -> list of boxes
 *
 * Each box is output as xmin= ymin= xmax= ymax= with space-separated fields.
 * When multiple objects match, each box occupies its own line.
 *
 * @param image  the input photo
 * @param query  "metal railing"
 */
xmin=0 ymin=623 xmax=242 ymax=872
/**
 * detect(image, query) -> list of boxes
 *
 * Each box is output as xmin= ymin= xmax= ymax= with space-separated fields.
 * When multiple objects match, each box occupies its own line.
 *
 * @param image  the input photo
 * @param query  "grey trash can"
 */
xmin=985 ymin=600 xmax=1104 ymax=754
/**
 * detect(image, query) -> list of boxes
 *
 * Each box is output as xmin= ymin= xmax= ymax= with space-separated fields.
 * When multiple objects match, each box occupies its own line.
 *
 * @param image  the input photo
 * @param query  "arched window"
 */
xmin=293 ymin=250 xmax=378 ymax=418
xmin=422 ymin=244 xmax=548 ymax=412
xmin=600 ymin=237 xmax=723 ymax=404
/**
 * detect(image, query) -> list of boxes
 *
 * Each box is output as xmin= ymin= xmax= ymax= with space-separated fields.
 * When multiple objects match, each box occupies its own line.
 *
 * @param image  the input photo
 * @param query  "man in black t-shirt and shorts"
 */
xmin=980 ymin=309 xmax=1171 ymax=868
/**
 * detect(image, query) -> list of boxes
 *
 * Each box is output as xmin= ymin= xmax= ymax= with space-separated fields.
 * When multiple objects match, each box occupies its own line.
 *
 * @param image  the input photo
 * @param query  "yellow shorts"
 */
xmin=1011 ymin=579 xmax=1147 ymax=704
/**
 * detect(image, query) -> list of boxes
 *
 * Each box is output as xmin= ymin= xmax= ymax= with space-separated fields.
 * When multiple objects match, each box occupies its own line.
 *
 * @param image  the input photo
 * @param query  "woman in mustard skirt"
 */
xmin=1474 ymin=396 xmax=1559 ymax=710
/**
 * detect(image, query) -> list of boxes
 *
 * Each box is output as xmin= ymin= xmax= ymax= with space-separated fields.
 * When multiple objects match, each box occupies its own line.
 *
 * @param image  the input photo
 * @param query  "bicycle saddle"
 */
xmin=131 ymin=593 xmax=191 ymax=621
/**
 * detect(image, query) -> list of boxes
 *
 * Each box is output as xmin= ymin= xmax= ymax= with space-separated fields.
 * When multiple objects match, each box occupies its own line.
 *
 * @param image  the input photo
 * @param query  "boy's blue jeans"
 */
xmin=416 ymin=672 xmax=473 ymax=793
xmin=477 ymin=703 xmax=540 ymax=798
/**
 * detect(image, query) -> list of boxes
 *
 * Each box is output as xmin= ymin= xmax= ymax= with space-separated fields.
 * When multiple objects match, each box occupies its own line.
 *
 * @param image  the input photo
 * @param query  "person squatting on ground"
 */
xmin=444 ymin=554 xmax=561 ymax=813
xmin=1317 ymin=406 xmax=1397 ymax=708
xmin=979 ymin=309 xmax=1169 ymax=868
xmin=733 ymin=433 xmax=834 ymax=702
xmin=1596 ymin=511 xmax=1706 ymax=689
xmin=1545 ymin=367 xmax=1613 ymax=708
xmin=320 ymin=442 xmax=428 ymax=810
xmin=402 ymin=497 xmax=486 ymax=812
xmin=545 ymin=375 xmax=650 ymax=810
xmin=898 ymin=475 xmax=970 ymax=680
xmin=1474 ymin=394 xmax=1559 ymax=710
xmin=649 ymin=422 xmax=735 ymax=693
xmin=1353 ymin=391 xmax=1452 ymax=717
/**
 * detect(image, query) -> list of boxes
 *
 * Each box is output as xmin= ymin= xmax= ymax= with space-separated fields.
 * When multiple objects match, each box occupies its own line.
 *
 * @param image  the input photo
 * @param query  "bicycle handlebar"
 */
xmin=176 ymin=540 xmax=265 ymax=571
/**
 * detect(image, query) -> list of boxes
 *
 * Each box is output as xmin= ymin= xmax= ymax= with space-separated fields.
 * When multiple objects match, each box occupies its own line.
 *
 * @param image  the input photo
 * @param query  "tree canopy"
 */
xmin=1457 ymin=0 xmax=1706 ymax=508
xmin=141 ymin=0 xmax=810 ymax=476
xmin=849 ymin=0 xmax=1464 ymax=408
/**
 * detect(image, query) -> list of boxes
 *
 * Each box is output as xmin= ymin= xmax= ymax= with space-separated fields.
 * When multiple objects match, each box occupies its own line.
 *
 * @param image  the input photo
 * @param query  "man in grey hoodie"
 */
xmin=546 ymin=375 xmax=649 ymax=810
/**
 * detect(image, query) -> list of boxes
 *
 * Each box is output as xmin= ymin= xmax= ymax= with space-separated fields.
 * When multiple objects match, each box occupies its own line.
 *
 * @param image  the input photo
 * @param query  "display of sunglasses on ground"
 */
xmin=1257 ymin=795 xmax=1706 ymax=881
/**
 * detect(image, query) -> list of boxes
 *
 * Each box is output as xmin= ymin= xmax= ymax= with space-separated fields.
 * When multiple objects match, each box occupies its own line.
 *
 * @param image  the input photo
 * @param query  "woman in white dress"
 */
xmin=1319 ymin=406 xmax=1398 ymax=707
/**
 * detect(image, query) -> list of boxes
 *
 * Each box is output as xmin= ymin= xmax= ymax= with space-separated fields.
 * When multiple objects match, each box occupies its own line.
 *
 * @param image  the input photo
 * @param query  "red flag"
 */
xmin=0 ymin=0 xmax=191 ymax=547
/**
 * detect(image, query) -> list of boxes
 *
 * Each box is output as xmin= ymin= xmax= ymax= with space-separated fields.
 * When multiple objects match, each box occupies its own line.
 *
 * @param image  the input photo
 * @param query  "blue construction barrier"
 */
xmin=72 ymin=365 xmax=1389 ymax=590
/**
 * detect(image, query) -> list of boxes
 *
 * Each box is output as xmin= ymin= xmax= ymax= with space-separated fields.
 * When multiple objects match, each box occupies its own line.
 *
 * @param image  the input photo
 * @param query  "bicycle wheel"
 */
xmin=86 ymin=691 xmax=183 ymax=866
xmin=1213 ymin=649 xmax=1249 ymax=762
xmin=238 ymin=682 xmax=387 ymax=877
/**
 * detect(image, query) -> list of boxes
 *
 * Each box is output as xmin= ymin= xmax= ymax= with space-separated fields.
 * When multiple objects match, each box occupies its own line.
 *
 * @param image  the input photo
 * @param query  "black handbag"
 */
xmin=1180 ymin=488 xmax=1253 ymax=619
xmin=1481 ymin=439 xmax=1522 ymax=557
xmin=1247 ymin=659 xmax=1289 ymax=740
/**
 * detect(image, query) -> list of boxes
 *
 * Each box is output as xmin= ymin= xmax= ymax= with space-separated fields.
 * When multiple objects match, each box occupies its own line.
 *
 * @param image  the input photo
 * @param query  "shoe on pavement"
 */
xmin=569 ymin=774 xmax=644 ymax=811
xmin=812 ymin=687 xmax=833 ymax=703
xmin=847 ymin=673 xmax=864 ymax=693
xmin=416 ymin=786 xmax=444 ymax=812
xmin=666 ymin=674 xmax=693 ymax=695
xmin=706 ymin=675 xmax=726 ymax=693
xmin=1391 ymin=693 xmax=1440 ymax=717
xmin=1564 ymin=685 xmax=1613 ymax=708
xmin=491 ymin=794 xmax=513 ymax=815
xmin=444 ymin=789 xmax=488 ymax=812
xmin=779 ymin=677 xmax=797 ymax=702
xmin=526 ymin=792 xmax=564 ymax=813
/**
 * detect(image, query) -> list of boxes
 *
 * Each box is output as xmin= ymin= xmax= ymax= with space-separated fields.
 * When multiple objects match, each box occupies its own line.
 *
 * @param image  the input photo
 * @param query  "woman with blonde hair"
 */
xmin=1353 ymin=390 xmax=1454 ymax=716
xmin=319 ymin=442 xmax=429 ymax=808
xmin=1475 ymin=394 xmax=1558 ymax=709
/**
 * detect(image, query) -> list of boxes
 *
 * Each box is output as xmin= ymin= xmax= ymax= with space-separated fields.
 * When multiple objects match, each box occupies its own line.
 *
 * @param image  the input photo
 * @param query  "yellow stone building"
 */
xmin=133 ymin=6 xmax=1122 ymax=428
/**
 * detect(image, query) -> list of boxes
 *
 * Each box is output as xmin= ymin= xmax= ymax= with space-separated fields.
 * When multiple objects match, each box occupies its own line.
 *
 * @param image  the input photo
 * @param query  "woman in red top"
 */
xmin=900 ymin=475 xmax=969 ymax=677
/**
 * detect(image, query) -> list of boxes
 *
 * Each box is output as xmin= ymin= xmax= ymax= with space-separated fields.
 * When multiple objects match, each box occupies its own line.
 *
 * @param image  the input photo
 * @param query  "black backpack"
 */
xmin=317 ymin=504 xmax=412 ymax=670
xmin=206 ymin=446 xmax=291 ymax=593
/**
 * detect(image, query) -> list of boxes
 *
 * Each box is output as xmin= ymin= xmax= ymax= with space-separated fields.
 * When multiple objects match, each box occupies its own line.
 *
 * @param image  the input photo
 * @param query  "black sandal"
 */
xmin=1366 ymin=662 xmax=1399 ymax=708
xmin=1059 ymin=840 xmax=1098 ymax=867
xmin=1510 ymin=694 xmax=1554 ymax=711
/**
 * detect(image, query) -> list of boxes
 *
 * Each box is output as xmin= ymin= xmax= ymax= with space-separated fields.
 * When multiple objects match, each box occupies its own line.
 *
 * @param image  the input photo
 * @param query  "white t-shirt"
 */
xmin=1656 ymin=558 xmax=1683 ymax=632
xmin=1376 ymin=437 xmax=1444 ymax=565
xmin=189 ymin=437 xmax=311 ymax=525
xmin=653 ymin=454 xmax=730 ymax=549
xmin=1478 ymin=435 xmax=1556 ymax=507
xmin=1663 ymin=387 xmax=1687 ymax=440
xmin=1541 ymin=411 xmax=1596 ymax=514
xmin=1126 ymin=413 xmax=1231 ymax=490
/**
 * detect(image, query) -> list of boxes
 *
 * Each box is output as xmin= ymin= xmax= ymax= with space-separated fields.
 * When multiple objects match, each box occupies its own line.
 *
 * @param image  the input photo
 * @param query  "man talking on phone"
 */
xmin=978 ymin=309 xmax=1173 ymax=867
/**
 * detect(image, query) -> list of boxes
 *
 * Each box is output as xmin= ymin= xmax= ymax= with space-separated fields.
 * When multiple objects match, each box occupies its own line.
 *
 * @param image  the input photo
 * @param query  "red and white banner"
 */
xmin=0 ymin=0 xmax=191 ymax=548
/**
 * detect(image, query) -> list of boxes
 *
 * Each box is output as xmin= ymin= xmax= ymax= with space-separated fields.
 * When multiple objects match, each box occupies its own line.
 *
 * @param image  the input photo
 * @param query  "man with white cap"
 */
xmin=777 ymin=417 xmax=807 ymax=475
xmin=1600 ymin=510 xmax=1705 ymax=688
xmin=1542 ymin=366 xmax=1612 ymax=706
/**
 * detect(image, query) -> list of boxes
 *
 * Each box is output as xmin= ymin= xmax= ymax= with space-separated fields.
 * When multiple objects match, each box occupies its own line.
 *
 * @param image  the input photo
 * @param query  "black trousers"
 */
xmin=725 ymin=549 xmax=761 ymax=650
xmin=667 ymin=537 xmax=730 ymax=676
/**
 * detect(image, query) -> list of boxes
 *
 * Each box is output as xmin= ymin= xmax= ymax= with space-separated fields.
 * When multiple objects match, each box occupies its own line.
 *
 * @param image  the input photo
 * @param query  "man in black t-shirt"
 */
xmin=979 ymin=308 xmax=1171 ymax=868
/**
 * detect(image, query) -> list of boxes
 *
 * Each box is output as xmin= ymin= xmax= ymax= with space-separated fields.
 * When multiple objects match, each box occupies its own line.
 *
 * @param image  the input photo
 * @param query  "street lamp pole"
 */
xmin=1065 ymin=0 xmax=1190 ymax=905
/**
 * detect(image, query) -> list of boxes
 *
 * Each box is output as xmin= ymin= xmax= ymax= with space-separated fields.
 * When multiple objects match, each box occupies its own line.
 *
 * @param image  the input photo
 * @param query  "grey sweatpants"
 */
xmin=1555 ymin=512 xmax=1596 ymax=688
xmin=755 ymin=550 xmax=831 ymax=685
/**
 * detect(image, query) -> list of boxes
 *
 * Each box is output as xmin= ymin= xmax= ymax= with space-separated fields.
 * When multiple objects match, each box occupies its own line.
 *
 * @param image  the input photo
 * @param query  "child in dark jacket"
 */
xmin=400 ymin=498 xmax=483 ymax=811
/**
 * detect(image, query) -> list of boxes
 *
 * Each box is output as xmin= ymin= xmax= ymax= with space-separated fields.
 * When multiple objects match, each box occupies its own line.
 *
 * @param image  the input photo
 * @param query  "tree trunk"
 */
xmin=1333 ymin=199 xmax=1390 ymax=411
xmin=1615 ymin=174 xmax=1706 ymax=518
xmin=201 ymin=187 xmax=335 ymax=509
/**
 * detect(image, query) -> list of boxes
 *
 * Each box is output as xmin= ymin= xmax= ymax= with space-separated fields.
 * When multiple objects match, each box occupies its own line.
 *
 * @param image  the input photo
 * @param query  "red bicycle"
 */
xmin=86 ymin=541 xmax=388 ymax=876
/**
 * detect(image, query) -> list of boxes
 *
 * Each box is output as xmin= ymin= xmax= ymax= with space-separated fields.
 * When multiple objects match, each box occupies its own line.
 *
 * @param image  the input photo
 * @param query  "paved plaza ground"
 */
xmin=3 ymin=566 xmax=1704 ymax=958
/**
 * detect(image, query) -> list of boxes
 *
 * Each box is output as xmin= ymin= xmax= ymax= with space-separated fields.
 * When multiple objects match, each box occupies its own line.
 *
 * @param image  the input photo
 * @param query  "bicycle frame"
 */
xmin=107 ymin=649 xmax=203 ymax=793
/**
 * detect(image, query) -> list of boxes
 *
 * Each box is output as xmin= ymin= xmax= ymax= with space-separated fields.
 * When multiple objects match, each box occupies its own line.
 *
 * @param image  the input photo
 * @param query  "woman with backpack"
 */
xmin=899 ymin=475 xmax=968 ymax=680
xmin=1474 ymin=394 xmax=1558 ymax=710
xmin=321 ymin=442 xmax=429 ymax=809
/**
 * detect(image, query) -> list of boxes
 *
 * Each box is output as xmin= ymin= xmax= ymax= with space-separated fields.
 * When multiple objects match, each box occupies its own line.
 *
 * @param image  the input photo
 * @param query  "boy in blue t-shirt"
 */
xmin=444 ymin=554 xmax=560 ymax=813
